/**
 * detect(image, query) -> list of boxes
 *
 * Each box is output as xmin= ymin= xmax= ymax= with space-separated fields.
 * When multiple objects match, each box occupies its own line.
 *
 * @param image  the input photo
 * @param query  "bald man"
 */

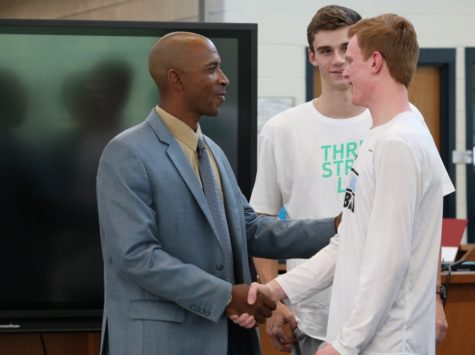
xmin=96 ymin=32 xmax=338 ymax=355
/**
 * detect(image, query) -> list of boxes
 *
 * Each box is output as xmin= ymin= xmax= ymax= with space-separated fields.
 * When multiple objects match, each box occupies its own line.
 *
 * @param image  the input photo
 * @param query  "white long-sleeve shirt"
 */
xmin=278 ymin=111 xmax=454 ymax=354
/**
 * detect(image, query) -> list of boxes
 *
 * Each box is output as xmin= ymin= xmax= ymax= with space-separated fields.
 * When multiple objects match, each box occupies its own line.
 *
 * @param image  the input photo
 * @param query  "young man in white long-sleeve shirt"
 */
xmin=248 ymin=6 xmax=450 ymax=355
xmin=247 ymin=14 xmax=454 ymax=355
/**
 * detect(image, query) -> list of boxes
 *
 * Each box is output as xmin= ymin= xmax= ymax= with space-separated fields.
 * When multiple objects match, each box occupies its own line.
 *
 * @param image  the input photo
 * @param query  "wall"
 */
xmin=0 ymin=0 xmax=200 ymax=21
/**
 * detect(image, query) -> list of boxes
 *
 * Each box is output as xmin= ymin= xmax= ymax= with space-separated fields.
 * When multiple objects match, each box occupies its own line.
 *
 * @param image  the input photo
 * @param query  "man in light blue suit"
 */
xmin=96 ymin=31 xmax=338 ymax=355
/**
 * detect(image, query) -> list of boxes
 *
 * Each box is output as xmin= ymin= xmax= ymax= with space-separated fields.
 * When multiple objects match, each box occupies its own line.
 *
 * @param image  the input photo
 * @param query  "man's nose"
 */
xmin=334 ymin=50 xmax=345 ymax=64
xmin=219 ymin=69 xmax=229 ymax=86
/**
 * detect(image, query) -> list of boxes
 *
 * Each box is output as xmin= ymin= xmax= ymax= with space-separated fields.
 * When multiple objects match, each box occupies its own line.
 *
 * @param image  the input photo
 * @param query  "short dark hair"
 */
xmin=307 ymin=5 xmax=361 ymax=52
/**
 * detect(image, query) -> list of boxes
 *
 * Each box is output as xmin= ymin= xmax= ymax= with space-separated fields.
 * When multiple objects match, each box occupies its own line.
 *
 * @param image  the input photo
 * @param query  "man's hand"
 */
xmin=225 ymin=284 xmax=276 ymax=324
xmin=266 ymin=301 xmax=298 ymax=352
xmin=247 ymin=280 xmax=287 ymax=305
xmin=228 ymin=312 xmax=256 ymax=329
xmin=315 ymin=342 xmax=340 ymax=355
xmin=248 ymin=282 xmax=274 ymax=303
xmin=435 ymin=295 xmax=448 ymax=344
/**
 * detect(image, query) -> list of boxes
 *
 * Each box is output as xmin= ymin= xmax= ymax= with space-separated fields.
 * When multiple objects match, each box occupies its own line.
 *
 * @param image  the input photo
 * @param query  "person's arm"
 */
xmin=247 ymin=234 xmax=340 ymax=305
xmin=330 ymin=140 xmax=421 ymax=354
xmin=243 ymin=198 xmax=337 ymax=260
xmin=436 ymin=248 xmax=448 ymax=344
xmin=276 ymin=235 xmax=339 ymax=304
xmin=413 ymin=103 xmax=452 ymax=345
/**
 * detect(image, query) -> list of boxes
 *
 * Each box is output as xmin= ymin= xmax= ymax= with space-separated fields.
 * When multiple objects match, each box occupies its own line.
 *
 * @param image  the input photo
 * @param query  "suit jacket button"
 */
xmin=216 ymin=263 xmax=224 ymax=271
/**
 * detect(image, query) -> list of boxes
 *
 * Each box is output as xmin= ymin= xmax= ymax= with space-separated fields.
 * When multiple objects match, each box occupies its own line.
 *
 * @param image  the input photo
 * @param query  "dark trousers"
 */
xmin=228 ymin=319 xmax=259 ymax=355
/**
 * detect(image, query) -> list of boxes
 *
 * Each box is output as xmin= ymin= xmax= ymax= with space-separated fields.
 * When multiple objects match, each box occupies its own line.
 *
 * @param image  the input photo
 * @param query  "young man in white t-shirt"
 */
xmin=250 ymin=6 xmax=449 ymax=354
xmin=248 ymin=14 xmax=453 ymax=355
xmin=251 ymin=6 xmax=368 ymax=354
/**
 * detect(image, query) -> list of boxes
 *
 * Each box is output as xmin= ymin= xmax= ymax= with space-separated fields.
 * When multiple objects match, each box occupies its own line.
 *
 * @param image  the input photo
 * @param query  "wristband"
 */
xmin=436 ymin=285 xmax=447 ymax=302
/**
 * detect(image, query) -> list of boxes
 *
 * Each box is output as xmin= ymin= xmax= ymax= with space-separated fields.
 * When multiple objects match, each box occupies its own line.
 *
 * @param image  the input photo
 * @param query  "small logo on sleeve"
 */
xmin=343 ymin=168 xmax=358 ymax=212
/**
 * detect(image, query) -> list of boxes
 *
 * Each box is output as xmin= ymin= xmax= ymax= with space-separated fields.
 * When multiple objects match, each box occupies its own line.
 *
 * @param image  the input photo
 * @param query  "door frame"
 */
xmin=465 ymin=48 xmax=475 ymax=242
xmin=306 ymin=47 xmax=456 ymax=218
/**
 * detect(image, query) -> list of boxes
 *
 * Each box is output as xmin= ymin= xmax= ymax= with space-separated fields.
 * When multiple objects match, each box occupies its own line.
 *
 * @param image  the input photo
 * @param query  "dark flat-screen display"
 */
xmin=0 ymin=19 xmax=257 ymax=331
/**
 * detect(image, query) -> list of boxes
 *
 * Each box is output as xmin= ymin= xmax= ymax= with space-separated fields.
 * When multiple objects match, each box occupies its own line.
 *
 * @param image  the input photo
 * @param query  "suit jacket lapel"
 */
xmin=145 ymin=110 xmax=215 ymax=228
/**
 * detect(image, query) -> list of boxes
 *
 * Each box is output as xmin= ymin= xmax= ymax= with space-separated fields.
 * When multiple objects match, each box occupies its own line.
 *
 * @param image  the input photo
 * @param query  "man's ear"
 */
xmin=371 ymin=51 xmax=384 ymax=74
xmin=168 ymin=69 xmax=184 ymax=90
xmin=308 ymin=48 xmax=318 ymax=68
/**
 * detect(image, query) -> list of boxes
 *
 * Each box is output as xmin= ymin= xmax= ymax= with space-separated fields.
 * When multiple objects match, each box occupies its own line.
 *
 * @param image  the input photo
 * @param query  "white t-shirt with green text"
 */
xmin=250 ymin=100 xmax=371 ymax=340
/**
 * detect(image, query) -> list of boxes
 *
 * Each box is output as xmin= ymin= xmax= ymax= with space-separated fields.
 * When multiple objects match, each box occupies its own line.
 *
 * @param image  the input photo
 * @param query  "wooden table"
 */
xmin=437 ymin=244 xmax=475 ymax=354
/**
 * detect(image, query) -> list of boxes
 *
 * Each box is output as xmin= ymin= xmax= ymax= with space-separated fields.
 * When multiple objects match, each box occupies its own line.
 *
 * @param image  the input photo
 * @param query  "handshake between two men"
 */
xmin=225 ymin=284 xmax=279 ymax=329
xmin=226 ymin=282 xmax=288 ymax=330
